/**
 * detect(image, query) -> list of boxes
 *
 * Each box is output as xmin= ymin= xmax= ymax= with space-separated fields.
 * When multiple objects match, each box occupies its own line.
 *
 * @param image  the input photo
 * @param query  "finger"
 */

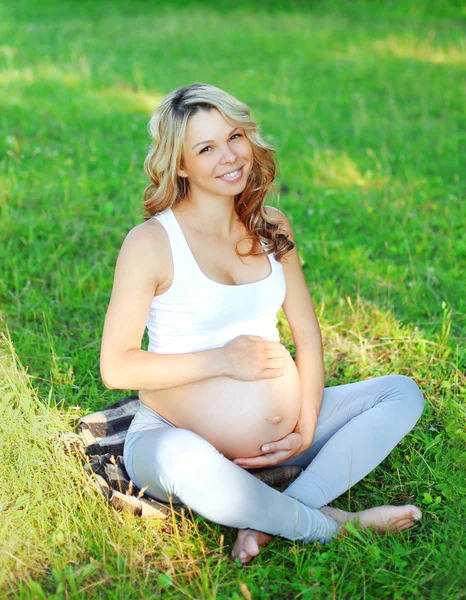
xmin=233 ymin=451 xmax=290 ymax=468
xmin=267 ymin=345 xmax=289 ymax=355
xmin=261 ymin=370 xmax=284 ymax=380
xmin=261 ymin=441 xmax=292 ymax=453
xmin=267 ymin=358 xmax=291 ymax=369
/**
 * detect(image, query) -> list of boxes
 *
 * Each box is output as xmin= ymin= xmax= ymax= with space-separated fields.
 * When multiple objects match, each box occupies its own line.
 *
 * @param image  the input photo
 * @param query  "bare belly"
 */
xmin=139 ymin=358 xmax=302 ymax=460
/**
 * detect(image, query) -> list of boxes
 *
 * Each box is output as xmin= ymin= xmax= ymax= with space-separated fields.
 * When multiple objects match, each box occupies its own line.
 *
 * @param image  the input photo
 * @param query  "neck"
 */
xmin=174 ymin=190 xmax=240 ymax=239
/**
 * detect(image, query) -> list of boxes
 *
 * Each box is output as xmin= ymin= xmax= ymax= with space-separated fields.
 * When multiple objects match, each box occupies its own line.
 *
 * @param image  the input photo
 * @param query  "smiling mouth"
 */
xmin=217 ymin=166 xmax=244 ymax=181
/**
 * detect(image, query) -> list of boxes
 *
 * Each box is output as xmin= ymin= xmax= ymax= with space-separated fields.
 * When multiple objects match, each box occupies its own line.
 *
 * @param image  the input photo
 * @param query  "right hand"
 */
xmin=219 ymin=335 xmax=293 ymax=381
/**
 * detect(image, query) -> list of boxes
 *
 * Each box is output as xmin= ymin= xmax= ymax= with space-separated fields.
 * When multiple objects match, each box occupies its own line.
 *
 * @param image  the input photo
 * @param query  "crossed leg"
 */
xmin=126 ymin=375 xmax=425 ymax=563
xmin=231 ymin=374 xmax=425 ymax=563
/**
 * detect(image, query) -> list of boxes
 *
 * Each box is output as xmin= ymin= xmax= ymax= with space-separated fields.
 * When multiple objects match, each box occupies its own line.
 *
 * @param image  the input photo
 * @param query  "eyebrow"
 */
xmin=192 ymin=127 xmax=239 ymax=150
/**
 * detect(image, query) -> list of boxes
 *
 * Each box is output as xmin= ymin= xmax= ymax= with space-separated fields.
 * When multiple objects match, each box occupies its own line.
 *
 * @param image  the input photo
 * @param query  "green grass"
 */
xmin=1 ymin=0 xmax=465 ymax=597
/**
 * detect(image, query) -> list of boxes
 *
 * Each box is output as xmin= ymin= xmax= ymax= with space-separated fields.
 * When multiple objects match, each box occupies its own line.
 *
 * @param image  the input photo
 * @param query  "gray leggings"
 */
xmin=123 ymin=374 xmax=425 ymax=544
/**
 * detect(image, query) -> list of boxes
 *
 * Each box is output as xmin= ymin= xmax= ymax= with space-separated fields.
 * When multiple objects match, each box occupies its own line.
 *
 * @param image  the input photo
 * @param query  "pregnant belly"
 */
xmin=139 ymin=359 xmax=302 ymax=460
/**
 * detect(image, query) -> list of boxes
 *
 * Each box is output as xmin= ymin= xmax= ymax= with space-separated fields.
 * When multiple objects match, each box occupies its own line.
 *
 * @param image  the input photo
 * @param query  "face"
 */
xmin=178 ymin=107 xmax=254 ymax=197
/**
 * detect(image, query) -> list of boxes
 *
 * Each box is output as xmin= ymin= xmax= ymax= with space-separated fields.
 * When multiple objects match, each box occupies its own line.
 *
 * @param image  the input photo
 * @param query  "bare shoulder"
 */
xmin=124 ymin=216 xmax=166 ymax=247
xmin=121 ymin=216 xmax=170 ymax=261
xmin=116 ymin=216 xmax=171 ymax=290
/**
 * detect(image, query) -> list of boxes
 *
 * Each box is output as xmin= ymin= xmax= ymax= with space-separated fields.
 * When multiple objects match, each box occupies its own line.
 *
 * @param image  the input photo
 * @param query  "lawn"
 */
xmin=1 ymin=0 xmax=465 ymax=597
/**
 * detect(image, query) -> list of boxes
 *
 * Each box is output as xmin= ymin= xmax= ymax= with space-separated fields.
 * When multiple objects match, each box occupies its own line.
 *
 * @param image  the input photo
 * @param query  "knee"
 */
xmin=387 ymin=374 xmax=425 ymax=423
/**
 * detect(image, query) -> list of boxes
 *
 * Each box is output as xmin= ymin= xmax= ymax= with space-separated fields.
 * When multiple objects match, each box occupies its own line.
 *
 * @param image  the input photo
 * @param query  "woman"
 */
xmin=100 ymin=83 xmax=425 ymax=565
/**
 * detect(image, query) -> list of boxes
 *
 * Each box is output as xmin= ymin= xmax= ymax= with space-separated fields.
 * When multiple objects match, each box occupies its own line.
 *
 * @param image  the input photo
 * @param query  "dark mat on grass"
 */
xmin=59 ymin=395 xmax=304 ymax=520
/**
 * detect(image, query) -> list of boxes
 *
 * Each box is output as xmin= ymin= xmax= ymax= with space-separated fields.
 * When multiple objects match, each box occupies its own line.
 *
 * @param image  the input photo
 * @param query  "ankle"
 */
xmin=319 ymin=506 xmax=354 ymax=527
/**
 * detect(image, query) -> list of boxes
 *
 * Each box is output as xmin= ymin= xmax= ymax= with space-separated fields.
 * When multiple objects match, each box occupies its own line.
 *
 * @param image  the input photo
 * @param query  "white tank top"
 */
xmin=145 ymin=207 xmax=287 ymax=354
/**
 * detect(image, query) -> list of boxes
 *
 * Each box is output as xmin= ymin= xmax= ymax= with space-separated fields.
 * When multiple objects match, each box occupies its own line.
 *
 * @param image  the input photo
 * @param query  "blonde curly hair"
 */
xmin=142 ymin=83 xmax=294 ymax=261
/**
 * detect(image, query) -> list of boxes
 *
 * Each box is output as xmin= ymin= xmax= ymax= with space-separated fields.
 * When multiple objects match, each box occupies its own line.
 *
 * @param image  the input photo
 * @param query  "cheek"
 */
xmin=190 ymin=157 xmax=213 ymax=179
xmin=203 ymin=158 xmax=218 ymax=178
xmin=241 ymin=141 xmax=254 ymax=161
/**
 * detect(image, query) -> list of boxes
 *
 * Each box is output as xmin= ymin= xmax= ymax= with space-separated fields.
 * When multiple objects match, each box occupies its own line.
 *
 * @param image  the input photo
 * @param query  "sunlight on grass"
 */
xmin=0 ymin=331 xmax=228 ymax=596
xmin=326 ymin=33 xmax=465 ymax=66
xmin=92 ymin=84 xmax=164 ymax=115
xmin=0 ymin=44 xmax=18 ymax=67
xmin=309 ymin=149 xmax=389 ymax=189
xmin=373 ymin=34 xmax=466 ymax=66
xmin=0 ymin=60 xmax=164 ymax=115
xmin=0 ymin=63 xmax=87 ymax=87
xmin=279 ymin=294 xmax=465 ymax=423
xmin=267 ymin=92 xmax=293 ymax=107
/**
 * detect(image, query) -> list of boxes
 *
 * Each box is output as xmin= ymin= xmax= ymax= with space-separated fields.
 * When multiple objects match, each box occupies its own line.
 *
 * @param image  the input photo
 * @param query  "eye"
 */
xmin=199 ymin=133 xmax=243 ymax=154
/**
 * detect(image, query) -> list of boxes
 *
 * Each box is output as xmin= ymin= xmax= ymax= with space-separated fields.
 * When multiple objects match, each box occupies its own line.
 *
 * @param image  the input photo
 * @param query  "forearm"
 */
xmin=100 ymin=346 xmax=226 ymax=391
xmin=294 ymin=338 xmax=325 ymax=434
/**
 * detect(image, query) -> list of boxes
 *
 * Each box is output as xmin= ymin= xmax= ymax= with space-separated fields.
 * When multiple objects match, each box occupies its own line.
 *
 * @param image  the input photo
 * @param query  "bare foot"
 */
xmin=230 ymin=505 xmax=421 ymax=565
xmin=230 ymin=528 xmax=274 ymax=565
xmin=319 ymin=504 xmax=422 ymax=536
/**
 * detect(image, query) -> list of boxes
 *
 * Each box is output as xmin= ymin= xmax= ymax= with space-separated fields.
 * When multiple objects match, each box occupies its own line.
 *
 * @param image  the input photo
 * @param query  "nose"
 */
xmin=219 ymin=145 xmax=237 ymax=164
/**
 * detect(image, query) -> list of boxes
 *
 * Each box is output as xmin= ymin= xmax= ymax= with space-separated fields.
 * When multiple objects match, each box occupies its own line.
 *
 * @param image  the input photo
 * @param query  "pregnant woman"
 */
xmin=100 ymin=83 xmax=425 ymax=565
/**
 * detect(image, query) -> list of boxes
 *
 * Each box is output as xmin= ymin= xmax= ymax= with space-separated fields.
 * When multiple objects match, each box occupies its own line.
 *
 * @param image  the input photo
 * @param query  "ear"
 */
xmin=178 ymin=154 xmax=188 ymax=177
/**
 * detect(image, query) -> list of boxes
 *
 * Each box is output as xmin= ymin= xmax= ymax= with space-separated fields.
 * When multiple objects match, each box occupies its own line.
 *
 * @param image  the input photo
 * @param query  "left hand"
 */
xmin=233 ymin=432 xmax=305 ymax=469
xmin=233 ymin=413 xmax=317 ymax=469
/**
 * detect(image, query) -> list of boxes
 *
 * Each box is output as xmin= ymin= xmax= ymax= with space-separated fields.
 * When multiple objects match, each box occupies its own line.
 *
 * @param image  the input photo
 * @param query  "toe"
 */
xmin=239 ymin=550 xmax=253 ymax=565
xmin=230 ymin=529 xmax=249 ymax=560
xmin=410 ymin=506 xmax=422 ymax=521
xmin=230 ymin=540 xmax=241 ymax=560
xmin=393 ymin=518 xmax=419 ymax=533
xmin=391 ymin=505 xmax=421 ymax=530
xmin=244 ymin=534 xmax=260 ymax=557
xmin=390 ymin=517 xmax=414 ymax=531
xmin=398 ymin=520 xmax=416 ymax=532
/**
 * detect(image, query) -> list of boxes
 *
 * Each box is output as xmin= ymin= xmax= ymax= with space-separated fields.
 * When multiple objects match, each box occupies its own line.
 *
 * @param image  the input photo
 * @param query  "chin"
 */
xmin=215 ymin=183 xmax=248 ymax=196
